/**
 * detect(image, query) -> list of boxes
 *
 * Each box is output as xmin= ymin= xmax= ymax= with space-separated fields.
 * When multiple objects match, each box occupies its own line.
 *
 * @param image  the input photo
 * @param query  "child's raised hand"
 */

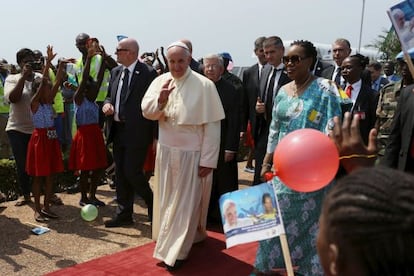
xmin=46 ymin=45 xmax=57 ymax=64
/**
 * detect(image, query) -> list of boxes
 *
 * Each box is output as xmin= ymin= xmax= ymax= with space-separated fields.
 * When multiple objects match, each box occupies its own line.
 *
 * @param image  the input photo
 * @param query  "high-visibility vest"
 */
xmin=96 ymin=69 xmax=110 ymax=102
xmin=48 ymin=68 xmax=64 ymax=114
xmin=74 ymin=54 xmax=109 ymax=101
xmin=0 ymin=76 xmax=10 ymax=113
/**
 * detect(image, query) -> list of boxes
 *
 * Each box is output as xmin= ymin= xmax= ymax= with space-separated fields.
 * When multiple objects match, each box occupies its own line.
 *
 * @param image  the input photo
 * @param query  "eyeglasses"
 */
xmin=204 ymin=64 xmax=220 ymax=70
xmin=282 ymin=55 xmax=309 ymax=65
xmin=115 ymin=48 xmax=129 ymax=54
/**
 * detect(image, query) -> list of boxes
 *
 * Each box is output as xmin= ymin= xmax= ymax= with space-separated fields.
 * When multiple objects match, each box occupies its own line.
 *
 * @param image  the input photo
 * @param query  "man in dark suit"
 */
xmin=341 ymin=55 xmax=379 ymax=145
xmin=102 ymin=37 xmax=158 ymax=227
xmin=203 ymin=54 xmax=240 ymax=223
xmin=313 ymin=58 xmax=333 ymax=77
xmin=253 ymin=36 xmax=290 ymax=185
xmin=381 ymin=83 xmax=414 ymax=173
xmin=242 ymin=36 xmax=266 ymax=149
xmin=367 ymin=61 xmax=389 ymax=92
xmin=321 ymin=38 xmax=352 ymax=87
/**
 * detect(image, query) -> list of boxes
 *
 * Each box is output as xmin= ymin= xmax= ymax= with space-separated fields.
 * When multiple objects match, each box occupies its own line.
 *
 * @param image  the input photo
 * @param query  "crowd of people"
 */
xmin=0 ymin=32 xmax=414 ymax=274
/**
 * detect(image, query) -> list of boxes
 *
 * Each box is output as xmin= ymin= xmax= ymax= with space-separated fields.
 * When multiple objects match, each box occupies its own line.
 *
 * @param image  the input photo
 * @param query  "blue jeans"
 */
xmin=7 ymin=130 xmax=32 ymax=197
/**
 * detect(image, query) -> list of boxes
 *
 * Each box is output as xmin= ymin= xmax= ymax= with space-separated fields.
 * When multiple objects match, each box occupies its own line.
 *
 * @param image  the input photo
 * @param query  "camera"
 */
xmin=28 ymin=61 xmax=43 ymax=71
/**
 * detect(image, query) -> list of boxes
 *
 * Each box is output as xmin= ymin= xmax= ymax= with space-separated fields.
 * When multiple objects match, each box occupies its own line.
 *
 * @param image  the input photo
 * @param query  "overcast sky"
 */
xmin=2 ymin=0 xmax=399 ymax=66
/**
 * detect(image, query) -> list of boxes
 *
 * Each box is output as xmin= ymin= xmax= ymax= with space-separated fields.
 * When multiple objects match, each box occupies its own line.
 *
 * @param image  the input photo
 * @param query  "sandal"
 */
xmin=0 ymin=192 xmax=6 ymax=203
xmin=35 ymin=213 xmax=50 ymax=223
xmin=15 ymin=197 xmax=32 ymax=207
xmin=41 ymin=209 xmax=59 ymax=219
xmin=50 ymin=194 xmax=64 ymax=206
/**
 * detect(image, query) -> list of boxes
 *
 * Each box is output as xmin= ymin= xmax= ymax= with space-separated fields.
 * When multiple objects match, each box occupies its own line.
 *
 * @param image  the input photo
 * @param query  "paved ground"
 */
xmin=0 ymin=161 xmax=254 ymax=275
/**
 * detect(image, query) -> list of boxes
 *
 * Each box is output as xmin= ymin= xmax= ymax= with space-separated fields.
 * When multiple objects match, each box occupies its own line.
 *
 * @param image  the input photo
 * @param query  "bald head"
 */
xmin=115 ymin=37 xmax=140 ymax=66
xmin=119 ymin=38 xmax=139 ymax=55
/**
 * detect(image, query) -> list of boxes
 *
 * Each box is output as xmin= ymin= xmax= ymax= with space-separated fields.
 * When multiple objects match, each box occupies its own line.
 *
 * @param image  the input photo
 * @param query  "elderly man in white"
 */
xmin=142 ymin=41 xmax=225 ymax=271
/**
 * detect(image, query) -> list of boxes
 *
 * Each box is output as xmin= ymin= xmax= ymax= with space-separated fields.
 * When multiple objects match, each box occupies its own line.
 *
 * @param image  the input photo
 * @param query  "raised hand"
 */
xmin=46 ymin=45 xmax=57 ymax=64
xmin=329 ymin=112 xmax=377 ymax=173
xmin=157 ymin=79 xmax=175 ymax=109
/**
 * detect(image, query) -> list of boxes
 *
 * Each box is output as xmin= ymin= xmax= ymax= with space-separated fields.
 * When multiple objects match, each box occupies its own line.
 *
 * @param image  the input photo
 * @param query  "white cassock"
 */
xmin=142 ymin=68 xmax=225 ymax=266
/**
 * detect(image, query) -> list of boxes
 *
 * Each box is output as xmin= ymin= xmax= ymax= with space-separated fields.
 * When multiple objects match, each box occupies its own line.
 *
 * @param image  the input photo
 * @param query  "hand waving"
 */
xmin=329 ymin=112 xmax=377 ymax=173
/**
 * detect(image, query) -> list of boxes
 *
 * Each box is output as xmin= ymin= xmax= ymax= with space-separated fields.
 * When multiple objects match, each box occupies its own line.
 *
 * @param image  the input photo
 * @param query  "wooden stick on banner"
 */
xmin=280 ymin=233 xmax=295 ymax=276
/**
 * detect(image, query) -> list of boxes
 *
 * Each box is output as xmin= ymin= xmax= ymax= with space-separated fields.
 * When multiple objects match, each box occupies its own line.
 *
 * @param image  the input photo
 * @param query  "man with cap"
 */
xmin=142 ymin=41 xmax=224 ymax=271
xmin=377 ymin=51 xmax=414 ymax=161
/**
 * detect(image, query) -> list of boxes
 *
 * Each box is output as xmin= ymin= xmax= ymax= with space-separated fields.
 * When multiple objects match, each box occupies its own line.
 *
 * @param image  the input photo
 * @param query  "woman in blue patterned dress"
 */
xmin=251 ymin=40 xmax=342 ymax=275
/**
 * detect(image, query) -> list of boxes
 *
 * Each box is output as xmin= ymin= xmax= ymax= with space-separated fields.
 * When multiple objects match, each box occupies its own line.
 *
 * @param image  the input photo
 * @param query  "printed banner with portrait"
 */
xmin=219 ymin=182 xmax=285 ymax=248
xmin=388 ymin=0 xmax=414 ymax=51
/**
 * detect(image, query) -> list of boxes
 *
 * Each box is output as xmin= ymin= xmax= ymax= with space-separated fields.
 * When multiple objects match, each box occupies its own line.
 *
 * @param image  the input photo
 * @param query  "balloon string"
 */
xmin=339 ymin=154 xmax=377 ymax=160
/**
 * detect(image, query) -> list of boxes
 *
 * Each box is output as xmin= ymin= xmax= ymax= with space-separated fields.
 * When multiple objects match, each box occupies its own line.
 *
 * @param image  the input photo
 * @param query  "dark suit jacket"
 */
xmin=242 ymin=63 xmax=261 ymax=137
xmin=373 ymin=76 xmax=389 ymax=92
xmin=257 ymin=64 xmax=290 ymax=139
xmin=320 ymin=63 xmax=336 ymax=80
xmin=104 ymin=62 xmax=158 ymax=147
xmin=216 ymin=78 xmax=240 ymax=153
xmin=381 ymin=84 xmax=414 ymax=171
xmin=314 ymin=60 xmax=334 ymax=78
xmin=342 ymin=83 xmax=379 ymax=145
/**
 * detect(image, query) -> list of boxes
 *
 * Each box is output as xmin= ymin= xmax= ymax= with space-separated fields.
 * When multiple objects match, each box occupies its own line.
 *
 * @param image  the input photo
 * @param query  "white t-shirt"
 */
xmin=4 ymin=73 xmax=41 ymax=134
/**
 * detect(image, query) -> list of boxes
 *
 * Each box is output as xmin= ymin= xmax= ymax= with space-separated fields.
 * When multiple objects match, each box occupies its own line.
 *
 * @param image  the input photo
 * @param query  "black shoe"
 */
xmin=104 ymin=217 xmax=133 ymax=228
xmin=90 ymin=198 xmax=106 ymax=207
xmin=166 ymin=259 xmax=185 ymax=271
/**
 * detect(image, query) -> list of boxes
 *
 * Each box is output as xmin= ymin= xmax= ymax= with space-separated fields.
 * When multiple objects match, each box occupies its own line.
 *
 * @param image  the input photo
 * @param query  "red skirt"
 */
xmin=143 ymin=143 xmax=156 ymax=172
xmin=26 ymin=128 xmax=64 ymax=176
xmin=69 ymin=124 xmax=108 ymax=171
xmin=244 ymin=121 xmax=254 ymax=147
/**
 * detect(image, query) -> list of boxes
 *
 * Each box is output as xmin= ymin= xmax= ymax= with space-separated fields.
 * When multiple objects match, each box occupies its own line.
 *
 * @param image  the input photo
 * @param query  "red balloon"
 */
xmin=264 ymin=171 xmax=276 ymax=182
xmin=273 ymin=128 xmax=339 ymax=192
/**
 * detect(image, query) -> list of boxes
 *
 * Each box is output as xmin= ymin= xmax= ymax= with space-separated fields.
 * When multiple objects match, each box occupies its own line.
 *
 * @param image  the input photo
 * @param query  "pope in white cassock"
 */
xmin=141 ymin=41 xmax=225 ymax=271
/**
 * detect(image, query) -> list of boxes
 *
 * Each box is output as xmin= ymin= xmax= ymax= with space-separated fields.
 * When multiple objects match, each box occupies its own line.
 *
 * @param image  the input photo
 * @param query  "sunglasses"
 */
xmin=282 ymin=55 xmax=309 ymax=65
xmin=115 ymin=48 xmax=129 ymax=54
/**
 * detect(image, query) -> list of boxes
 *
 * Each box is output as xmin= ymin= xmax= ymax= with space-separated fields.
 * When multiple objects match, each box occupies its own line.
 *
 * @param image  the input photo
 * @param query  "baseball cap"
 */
xmin=219 ymin=52 xmax=233 ymax=62
xmin=396 ymin=49 xmax=414 ymax=60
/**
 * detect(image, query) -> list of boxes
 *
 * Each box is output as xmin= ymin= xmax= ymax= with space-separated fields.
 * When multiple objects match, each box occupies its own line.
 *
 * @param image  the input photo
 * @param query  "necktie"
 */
xmin=334 ymin=67 xmax=341 ymax=86
xmin=264 ymin=68 xmax=277 ymax=103
xmin=411 ymin=137 xmax=414 ymax=159
xmin=345 ymin=85 xmax=353 ymax=98
xmin=264 ymin=68 xmax=278 ymax=121
xmin=119 ymin=68 xmax=129 ymax=121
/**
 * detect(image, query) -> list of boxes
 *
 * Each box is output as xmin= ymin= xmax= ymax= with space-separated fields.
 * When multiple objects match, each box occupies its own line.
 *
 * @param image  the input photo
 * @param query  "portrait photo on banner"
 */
xmin=219 ymin=183 xmax=285 ymax=248
xmin=388 ymin=0 xmax=414 ymax=51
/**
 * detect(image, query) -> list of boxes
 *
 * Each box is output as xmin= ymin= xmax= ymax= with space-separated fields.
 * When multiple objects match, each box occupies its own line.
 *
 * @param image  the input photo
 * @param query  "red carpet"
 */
xmin=46 ymin=230 xmax=257 ymax=276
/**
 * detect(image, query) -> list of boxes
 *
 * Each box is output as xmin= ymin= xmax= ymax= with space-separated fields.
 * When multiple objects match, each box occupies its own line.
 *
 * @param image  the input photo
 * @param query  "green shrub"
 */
xmin=0 ymin=159 xmax=78 ymax=201
xmin=0 ymin=159 xmax=19 ymax=201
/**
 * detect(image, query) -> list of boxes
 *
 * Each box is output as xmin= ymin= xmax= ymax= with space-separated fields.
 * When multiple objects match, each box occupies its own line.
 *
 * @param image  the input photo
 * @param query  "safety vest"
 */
xmin=0 ymin=76 xmax=10 ymax=113
xmin=75 ymin=54 xmax=109 ymax=101
xmin=48 ymin=68 xmax=64 ymax=114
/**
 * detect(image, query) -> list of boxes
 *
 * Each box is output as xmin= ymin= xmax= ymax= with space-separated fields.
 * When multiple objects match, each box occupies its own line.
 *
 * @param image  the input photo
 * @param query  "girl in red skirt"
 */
xmin=26 ymin=46 xmax=64 ymax=222
xmin=69 ymin=41 xmax=107 ymax=207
